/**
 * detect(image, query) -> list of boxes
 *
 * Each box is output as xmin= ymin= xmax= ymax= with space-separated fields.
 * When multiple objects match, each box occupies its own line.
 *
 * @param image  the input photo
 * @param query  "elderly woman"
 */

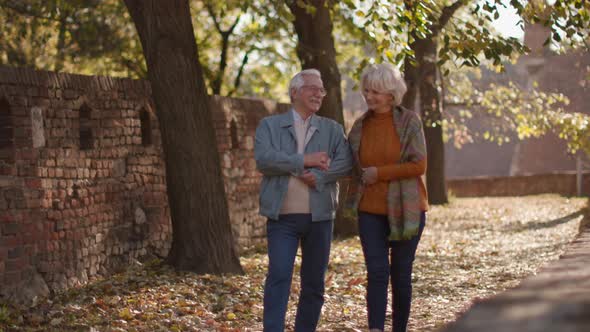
xmin=348 ymin=63 xmax=428 ymax=332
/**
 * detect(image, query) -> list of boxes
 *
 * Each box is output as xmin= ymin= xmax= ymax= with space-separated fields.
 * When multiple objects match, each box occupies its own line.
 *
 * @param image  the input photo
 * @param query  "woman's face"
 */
xmin=362 ymin=86 xmax=394 ymax=113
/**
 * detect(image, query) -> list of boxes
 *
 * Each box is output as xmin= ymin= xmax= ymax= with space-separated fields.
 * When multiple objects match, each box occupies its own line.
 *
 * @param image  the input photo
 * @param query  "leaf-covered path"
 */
xmin=1 ymin=195 xmax=587 ymax=332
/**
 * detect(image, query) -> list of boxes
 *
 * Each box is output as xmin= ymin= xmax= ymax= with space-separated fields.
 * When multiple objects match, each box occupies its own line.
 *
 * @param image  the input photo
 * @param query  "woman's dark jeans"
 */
xmin=358 ymin=211 xmax=426 ymax=332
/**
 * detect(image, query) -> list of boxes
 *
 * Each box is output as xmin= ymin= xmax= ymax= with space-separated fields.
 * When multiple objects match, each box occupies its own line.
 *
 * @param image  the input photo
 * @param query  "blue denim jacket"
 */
xmin=254 ymin=110 xmax=353 ymax=221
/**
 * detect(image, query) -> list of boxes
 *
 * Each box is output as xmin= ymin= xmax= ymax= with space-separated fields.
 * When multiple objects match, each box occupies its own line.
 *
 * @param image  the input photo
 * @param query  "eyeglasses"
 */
xmin=301 ymin=85 xmax=327 ymax=97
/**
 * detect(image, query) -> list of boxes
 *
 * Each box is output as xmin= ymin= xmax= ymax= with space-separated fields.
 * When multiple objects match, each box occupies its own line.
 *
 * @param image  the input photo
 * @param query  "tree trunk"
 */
xmin=289 ymin=1 xmax=353 ymax=236
xmin=288 ymin=0 xmax=344 ymax=126
xmin=402 ymin=37 xmax=448 ymax=205
xmin=402 ymin=39 xmax=420 ymax=112
xmin=420 ymin=38 xmax=448 ymax=204
xmin=124 ymin=0 xmax=243 ymax=274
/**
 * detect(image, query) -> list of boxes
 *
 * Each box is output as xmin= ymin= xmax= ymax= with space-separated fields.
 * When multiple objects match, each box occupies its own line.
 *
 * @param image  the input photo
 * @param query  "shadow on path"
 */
xmin=510 ymin=210 xmax=585 ymax=232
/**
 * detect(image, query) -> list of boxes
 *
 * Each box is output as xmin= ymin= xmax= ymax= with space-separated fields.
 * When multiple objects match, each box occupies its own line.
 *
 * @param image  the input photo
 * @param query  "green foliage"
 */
xmin=346 ymin=0 xmax=414 ymax=66
xmin=348 ymin=0 xmax=589 ymax=71
xmin=349 ymin=1 xmax=529 ymax=71
xmin=348 ymin=0 xmax=590 ymax=158
xmin=1 ymin=0 xmax=588 ymax=156
xmin=0 ymin=0 xmax=302 ymax=98
xmin=190 ymin=0 xmax=300 ymax=98
xmin=0 ymin=0 xmax=146 ymax=77
xmin=508 ymin=0 xmax=590 ymax=51
xmin=444 ymin=72 xmax=590 ymax=155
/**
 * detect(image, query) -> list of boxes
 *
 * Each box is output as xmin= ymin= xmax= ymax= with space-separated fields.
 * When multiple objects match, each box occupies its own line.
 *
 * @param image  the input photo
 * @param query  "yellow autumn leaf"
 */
xmin=119 ymin=308 xmax=133 ymax=320
xmin=226 ymin=312 xmax=237 ymax=320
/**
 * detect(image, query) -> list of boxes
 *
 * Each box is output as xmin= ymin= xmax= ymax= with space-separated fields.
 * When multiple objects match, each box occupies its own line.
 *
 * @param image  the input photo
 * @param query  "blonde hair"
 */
xmin=361 ymin=63 xmax=407 ymax=107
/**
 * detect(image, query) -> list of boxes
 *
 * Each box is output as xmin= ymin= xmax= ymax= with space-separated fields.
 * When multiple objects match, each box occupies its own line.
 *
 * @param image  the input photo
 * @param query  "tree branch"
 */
xmin=228 ymin=47 xmax=255 ymax=97
xmin=204 ymin=2 xmax=222 ymax=34
xmin=227 ymin=12 xmax=242 ymax=36
xmin=430 ymin=1 xmax=465 ymax=37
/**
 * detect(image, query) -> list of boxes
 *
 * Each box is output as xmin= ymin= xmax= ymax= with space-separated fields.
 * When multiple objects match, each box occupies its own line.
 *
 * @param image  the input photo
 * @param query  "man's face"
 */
xmin=292 ymin=75 xmax=326 ymax=114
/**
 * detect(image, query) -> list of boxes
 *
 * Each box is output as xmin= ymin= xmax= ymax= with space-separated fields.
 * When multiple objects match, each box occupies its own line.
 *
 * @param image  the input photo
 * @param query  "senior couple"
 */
xmin=254 ymin=63 xmax=428 ymax=332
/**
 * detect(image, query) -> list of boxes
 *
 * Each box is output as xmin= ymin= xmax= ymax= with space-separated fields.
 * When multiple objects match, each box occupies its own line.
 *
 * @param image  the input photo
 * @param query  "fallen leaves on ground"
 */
xmin=1 ymin=195 xmax=587 ymax=332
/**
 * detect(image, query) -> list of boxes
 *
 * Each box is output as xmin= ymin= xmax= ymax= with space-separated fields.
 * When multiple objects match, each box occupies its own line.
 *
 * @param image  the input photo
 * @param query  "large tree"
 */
xmin=399 ymin=1 xmax=469 ymax=204
xmin=281 ymin=0 xmax=358 ymax=236
xmin=287 ymin=0 xmax=344 ymax=125
xmin=123 ymin=0 xmax=242 ymax=274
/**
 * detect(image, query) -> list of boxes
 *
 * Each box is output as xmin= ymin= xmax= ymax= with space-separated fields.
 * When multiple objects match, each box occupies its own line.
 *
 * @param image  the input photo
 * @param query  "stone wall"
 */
xmin=448 ymin=172 xmax=590 ymax=197
xmin=0 ymin=66 xmax=285 ymax=303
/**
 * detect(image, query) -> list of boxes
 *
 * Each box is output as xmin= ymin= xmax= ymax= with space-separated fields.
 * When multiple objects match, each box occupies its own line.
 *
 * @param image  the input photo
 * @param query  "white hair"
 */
xmin=288 ymin=69 xmax=322 ymax=101
xmin=361 ymin=63 xmax=407 ymax=107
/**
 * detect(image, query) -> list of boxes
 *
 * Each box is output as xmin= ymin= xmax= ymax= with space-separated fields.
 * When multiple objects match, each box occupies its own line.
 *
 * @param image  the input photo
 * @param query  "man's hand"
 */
xmin=304 ymin=152 xmax=330 ymax=171
xmin=299 ymin=170 xmax=317 ymax=188
xmin=361 ymin=167 xmax=378 ymax=185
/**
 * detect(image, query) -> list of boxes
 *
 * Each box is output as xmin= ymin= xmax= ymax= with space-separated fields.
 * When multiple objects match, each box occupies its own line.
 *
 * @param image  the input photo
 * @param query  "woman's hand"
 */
xmin=361 ymin=167 xmax=378 ymax=185
xmin=299 ymin=170 xmax=317 ymax=188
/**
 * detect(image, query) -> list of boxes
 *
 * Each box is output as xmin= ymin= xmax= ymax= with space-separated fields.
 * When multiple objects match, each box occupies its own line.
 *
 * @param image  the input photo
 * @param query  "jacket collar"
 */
xmin=279 ymin=109 xmax=320 ymax=131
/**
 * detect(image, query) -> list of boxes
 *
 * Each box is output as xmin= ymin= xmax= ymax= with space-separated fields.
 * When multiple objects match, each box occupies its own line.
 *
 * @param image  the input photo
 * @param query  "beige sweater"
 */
xmin=280 ymin=111 xmax=312 ymax=214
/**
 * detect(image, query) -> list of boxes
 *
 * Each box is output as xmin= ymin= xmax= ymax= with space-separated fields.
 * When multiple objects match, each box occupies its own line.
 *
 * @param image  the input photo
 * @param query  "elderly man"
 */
xmin=255 ymin=69 xmax=353 ymax=331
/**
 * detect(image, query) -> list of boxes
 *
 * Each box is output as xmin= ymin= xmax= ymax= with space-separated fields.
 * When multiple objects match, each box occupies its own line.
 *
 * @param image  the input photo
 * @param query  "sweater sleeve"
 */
xmin=377 ymin=158 xmax=426 ymax=181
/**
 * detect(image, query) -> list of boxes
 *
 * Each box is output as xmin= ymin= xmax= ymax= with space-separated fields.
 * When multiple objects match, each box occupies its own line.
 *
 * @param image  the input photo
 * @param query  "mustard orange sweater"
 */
xmin=358 ymin=111 xmax=428 ymax=215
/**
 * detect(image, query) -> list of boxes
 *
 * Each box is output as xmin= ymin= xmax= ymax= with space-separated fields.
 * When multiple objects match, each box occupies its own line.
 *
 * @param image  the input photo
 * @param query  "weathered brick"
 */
xmin=25 ymin=178 xmax=42 ymax=189
xmin=7 ymin=246 xmax=23 ymax=259
xmin=3 ymin=271 xmax=21 ymax=285
xmin=2 ymin=223 xmax=20 ymax=235
xmin=5 ymin=257 xmax=27 ymax=271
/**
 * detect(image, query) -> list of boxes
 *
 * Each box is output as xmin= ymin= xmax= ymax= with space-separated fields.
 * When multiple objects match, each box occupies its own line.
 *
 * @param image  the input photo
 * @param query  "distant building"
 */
xmin=445 ymin=22 xmax=590 ymax=178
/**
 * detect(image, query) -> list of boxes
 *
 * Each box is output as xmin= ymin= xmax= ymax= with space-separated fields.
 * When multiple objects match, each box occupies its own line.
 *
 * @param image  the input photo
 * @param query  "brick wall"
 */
xmin=0 ymin=66 xmax=286 ymax=301
xmin=448 ymin=172 xmax=590 ymax=197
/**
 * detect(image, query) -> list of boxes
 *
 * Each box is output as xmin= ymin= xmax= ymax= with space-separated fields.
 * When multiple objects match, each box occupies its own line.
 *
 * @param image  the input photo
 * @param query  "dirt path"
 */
xmin=1 ymin=195 xmax=586 ymax=332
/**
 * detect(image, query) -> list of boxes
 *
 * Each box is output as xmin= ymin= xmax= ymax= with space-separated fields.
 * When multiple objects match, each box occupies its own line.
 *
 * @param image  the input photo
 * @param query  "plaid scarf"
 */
xmin=347 ymin=106 xmax=427 ymax=240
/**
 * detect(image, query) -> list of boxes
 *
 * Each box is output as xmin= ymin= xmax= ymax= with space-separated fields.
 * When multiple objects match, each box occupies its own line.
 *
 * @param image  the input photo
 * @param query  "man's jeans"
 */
xmin=358 ymin=211 xmax=426 ymax=332
xmin=263 ymin=214 xmax=333 ymax=332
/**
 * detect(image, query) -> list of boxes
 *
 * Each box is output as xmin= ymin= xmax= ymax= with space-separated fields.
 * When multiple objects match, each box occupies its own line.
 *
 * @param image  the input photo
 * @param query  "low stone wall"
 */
xmin=448 ymin=172 xmax=590 ymax=197
xmin=0 ymin=66 xmax=286 ymax=303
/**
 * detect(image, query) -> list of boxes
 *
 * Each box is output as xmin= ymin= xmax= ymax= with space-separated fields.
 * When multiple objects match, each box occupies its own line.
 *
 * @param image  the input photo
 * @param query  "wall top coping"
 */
xmin=448 ymin=171 xmax=590 ymax=181
xmin=0 ymin=65 xmax=150 ymax=93
xmin=0 ymin=66 xmax=292 ymax=114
